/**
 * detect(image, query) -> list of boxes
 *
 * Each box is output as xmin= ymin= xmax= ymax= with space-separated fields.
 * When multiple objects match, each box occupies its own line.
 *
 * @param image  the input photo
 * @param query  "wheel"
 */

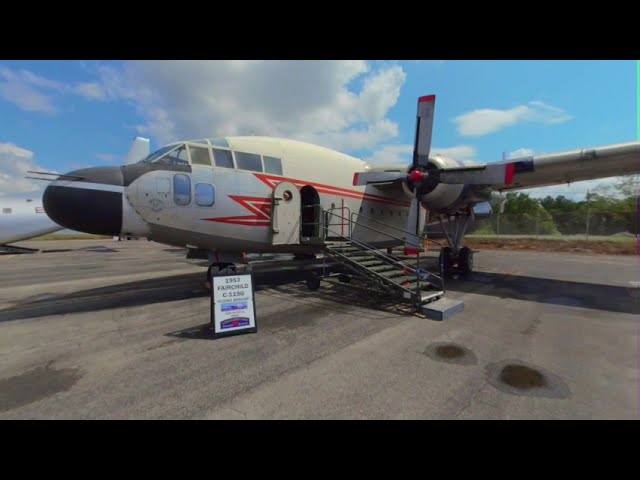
xmin=458 ymin=247 xmax=474 ymax=275
xmin=306 ymin=276 xmax=321 ymax=291
xmin=207 ymin=263 xmax=237 ymax=282
xmin=338 ymin=274 xmax=352 ymax=284
xmin=439 ymin=247 xmax=454 ymax=275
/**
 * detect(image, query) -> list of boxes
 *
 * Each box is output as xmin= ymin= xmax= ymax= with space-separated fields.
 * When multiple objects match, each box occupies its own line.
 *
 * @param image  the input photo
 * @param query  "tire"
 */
xmin=439 ymin=247 xmax=454 ymax=275
xmin=306 ymin=277 xmax=321 ymax=291
xmin=458 ymin=247 xmax=474 ymax=275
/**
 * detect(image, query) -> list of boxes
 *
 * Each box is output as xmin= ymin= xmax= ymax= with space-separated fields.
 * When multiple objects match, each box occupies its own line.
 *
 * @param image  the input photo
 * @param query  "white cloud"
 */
xmin=366 ymin=144 xmax=477 ymax=165
xmin=0 ymin=67 xmax=108 ymax=113
xmin=0 ymin=143 xmax=56 ymax=195
xmin=432 ymin=145 xmax=477 ymax=163
xmin=365 ymin=144 xmax=413 ymax=164
xmin=508 ymin=148 xmax=534 ymax=159
xmin=74 ymin=82 xmax=106 ymax=100
xmin=453 ymin=101 xmax=572 ymax=137
xmin=0 ymin=67 xmax=57 ymax=113
xmin=93 ymin=60 xmax=407 ymax=151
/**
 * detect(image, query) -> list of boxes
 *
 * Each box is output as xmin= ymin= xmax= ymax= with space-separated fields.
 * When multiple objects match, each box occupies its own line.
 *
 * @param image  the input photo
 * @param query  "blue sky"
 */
xmin=0 ymin=60 xmax=636 ymax=199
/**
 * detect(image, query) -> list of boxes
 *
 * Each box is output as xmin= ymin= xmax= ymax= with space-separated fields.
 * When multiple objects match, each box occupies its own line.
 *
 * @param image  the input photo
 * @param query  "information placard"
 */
xmin=211 ymin=271 xmax=257 ymax=338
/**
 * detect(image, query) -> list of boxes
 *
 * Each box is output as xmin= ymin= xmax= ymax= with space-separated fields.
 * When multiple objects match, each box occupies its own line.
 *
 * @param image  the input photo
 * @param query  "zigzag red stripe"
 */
xmin=254 ymin=173 xmax=409 ymax=206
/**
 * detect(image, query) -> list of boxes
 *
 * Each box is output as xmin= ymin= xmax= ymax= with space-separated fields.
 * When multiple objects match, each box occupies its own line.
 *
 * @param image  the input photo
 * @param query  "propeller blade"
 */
xmin=437 ymin=162 xmax=517 ymax=185
xmin=404 ymin=196 xmax=422 ymax=252
xmin=352 ymin=171 xmax=405 ymax=186
xmin=412 ymin=95 xmax=436 ymax=168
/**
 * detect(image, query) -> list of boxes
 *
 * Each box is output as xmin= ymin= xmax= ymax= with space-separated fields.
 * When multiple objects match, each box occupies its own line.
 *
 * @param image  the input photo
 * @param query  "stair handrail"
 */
xmin=322 ymin=218 xmax=444 ymax=292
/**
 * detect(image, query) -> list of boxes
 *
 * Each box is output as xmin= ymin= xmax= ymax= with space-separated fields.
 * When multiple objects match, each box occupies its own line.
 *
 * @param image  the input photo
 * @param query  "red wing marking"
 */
xmin=504 ymin=163 xmax=515 ymax=184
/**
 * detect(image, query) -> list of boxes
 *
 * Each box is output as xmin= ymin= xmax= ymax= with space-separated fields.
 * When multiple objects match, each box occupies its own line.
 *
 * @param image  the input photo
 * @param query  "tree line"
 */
xmin=475 ymin=176 xmax=639 ymax=236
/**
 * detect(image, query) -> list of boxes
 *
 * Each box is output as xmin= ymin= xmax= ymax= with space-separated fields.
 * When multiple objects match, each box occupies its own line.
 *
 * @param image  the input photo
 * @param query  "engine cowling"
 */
xmin=401 ymin=155 xmax=467 ymax=211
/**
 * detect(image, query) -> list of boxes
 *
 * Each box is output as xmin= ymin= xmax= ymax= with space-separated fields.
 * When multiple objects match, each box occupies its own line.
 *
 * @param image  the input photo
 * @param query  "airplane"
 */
xmin=0 ymin=191 xmax=63 ymax=250
xmin=1 ymin=137 xmax=151 ymax=250
xmin=37 ymin=95 xmax=640 ymax=281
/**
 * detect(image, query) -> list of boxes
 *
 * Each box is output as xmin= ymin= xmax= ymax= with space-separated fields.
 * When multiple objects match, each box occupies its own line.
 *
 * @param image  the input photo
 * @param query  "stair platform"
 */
xmin=420 ymin=297 xmax=464 ymax=321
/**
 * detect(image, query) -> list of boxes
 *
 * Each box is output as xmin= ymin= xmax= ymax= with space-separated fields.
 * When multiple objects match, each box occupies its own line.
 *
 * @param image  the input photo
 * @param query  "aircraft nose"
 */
xmin=43 ymin=166 xmax=124 ymax=236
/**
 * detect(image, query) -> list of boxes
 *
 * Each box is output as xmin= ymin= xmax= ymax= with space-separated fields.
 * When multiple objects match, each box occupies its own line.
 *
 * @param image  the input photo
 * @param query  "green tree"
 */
xmin=501 ymin=193 xmax=559 ymax=235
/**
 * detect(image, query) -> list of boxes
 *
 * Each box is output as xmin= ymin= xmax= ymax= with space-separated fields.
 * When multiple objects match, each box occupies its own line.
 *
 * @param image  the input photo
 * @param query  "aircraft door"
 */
xmin=271 ymin=181 xmax=301 ymax=245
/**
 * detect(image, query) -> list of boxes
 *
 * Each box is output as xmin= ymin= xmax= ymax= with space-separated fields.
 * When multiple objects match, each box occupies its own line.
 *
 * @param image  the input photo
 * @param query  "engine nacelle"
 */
xmin=402 ymin=155 xmax=466 ymax=211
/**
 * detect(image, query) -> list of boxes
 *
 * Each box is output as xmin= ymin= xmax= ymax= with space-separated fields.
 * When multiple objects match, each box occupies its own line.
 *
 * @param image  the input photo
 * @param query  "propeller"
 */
xmin=404 ymin=95 xmax=436 ymax=253
xmin=352 ymin=94 xmax=520 ymax=254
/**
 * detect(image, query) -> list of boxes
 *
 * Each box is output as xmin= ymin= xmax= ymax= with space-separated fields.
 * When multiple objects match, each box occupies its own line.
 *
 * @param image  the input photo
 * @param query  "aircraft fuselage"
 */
xmin=43 ymin=137 xmax=420 ymax=254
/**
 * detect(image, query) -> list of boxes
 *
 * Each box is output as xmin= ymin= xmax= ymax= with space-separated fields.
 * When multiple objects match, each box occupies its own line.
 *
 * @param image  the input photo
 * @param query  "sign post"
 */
xmin=211 ymin=271 xmax=257 ymax=339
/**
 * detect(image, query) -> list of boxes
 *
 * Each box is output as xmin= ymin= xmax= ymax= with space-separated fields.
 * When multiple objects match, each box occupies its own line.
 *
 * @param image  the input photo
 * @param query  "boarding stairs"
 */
xmin=324 ymin=242 xmax=444 ymax=306
xmin=315 ymin=208 xmax=460 ymax=317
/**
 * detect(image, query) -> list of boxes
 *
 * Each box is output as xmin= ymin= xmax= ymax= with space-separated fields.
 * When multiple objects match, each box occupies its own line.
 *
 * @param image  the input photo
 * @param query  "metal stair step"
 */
xmin=420 ymin=291 xmax=445 ymax=303
xmin=379 ymin=270 xmax=408 ymax=279
xmin=368 ymin=265 xmax=397 ymax=273
xmin=357 ymin=259 xmax=385 ymax=266
xmin=341 ymin=251 xmax=375 ymax=258
xmin=329 ymin=248 xmax=359 ymax=254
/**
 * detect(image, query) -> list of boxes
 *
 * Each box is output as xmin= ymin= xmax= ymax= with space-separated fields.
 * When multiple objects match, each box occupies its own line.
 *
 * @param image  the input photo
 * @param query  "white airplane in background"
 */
xmin=36 ymin=95 xmax=639 ymax=279
xmin=1 ymin=137 xmax=150 ymax=249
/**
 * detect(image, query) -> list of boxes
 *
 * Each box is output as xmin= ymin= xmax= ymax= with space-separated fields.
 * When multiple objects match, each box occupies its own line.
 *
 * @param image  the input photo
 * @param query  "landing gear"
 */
xmin=439 ymin=247 xmax=454 ymax=275
xmin=438 ymin=211 xmax=475 ymax=276
xmin=205 ymin=263 xmax=237 ymax=289
xmin=458 ymin=247 xmax=473 ymax=275
xmin=338 ymin=274 xmax=352 ymax=284
xmin=306 ymin=275 xmax=322 ymax=291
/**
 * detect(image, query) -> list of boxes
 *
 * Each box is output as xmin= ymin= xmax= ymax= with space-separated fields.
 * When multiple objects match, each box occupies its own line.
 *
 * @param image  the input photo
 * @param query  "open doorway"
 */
xmin=300 ymin=185 xmax=320 ymax=238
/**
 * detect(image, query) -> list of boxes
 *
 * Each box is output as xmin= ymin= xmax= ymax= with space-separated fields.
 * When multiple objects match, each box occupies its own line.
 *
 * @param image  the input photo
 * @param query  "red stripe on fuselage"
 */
xmin=202 ymin=173 xmax=409 ymax=227
xmin=203 ymin=195 xmax=271 ymax=226
xmin=254 ymin=173 xmax=409 ymax=207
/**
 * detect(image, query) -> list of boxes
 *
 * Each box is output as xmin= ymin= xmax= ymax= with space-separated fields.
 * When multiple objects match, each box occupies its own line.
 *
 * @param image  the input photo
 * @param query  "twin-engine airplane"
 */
xmin=40 ymin=95 xmax=640 ymax=277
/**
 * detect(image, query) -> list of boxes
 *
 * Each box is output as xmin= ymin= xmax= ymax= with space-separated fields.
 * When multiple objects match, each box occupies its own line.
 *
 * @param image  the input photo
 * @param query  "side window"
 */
xmin=173 ymin=174 xmax=191 ymax=206
xmin=235 ymin=151 xmax=262 ymax=172
xmin=212 ymin=148 xmax=234 ymax=169
xmin=189 ymin=145 xmax=212 ymax=166
xmin=195 ymin=183 xmax=215 ymax=206
xmin=2 ymin=208 xmax=12 ymax=214
xmin=263 ymin=156 xmax=283 ymax=175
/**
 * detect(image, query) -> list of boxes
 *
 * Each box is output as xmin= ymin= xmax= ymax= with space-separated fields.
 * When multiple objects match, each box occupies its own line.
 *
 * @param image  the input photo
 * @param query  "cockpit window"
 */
xmin=141 ymin=145 xmax=176 ymax=163
xmin=209 ymin=138 xmax=230 ymax=148
xmin=235 ymin=151 xmax=262 ymax=172
xmin=212 ymin=148 xmax=234 ymax=169
xmin=141 ymin=144 xmax=189 ymax=166
xmin=189 ymin=145 xmax=211 ymax=166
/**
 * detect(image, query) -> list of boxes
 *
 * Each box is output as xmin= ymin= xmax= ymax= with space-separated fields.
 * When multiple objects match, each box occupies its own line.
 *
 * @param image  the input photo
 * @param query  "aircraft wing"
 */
xmin=484 ymin=141 xmax=640 ymax=192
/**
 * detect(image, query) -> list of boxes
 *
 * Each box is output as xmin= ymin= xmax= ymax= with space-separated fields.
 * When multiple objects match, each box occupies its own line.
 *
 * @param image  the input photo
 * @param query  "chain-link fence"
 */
xmin=470 ymin=210 xmax=637 ymax=240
